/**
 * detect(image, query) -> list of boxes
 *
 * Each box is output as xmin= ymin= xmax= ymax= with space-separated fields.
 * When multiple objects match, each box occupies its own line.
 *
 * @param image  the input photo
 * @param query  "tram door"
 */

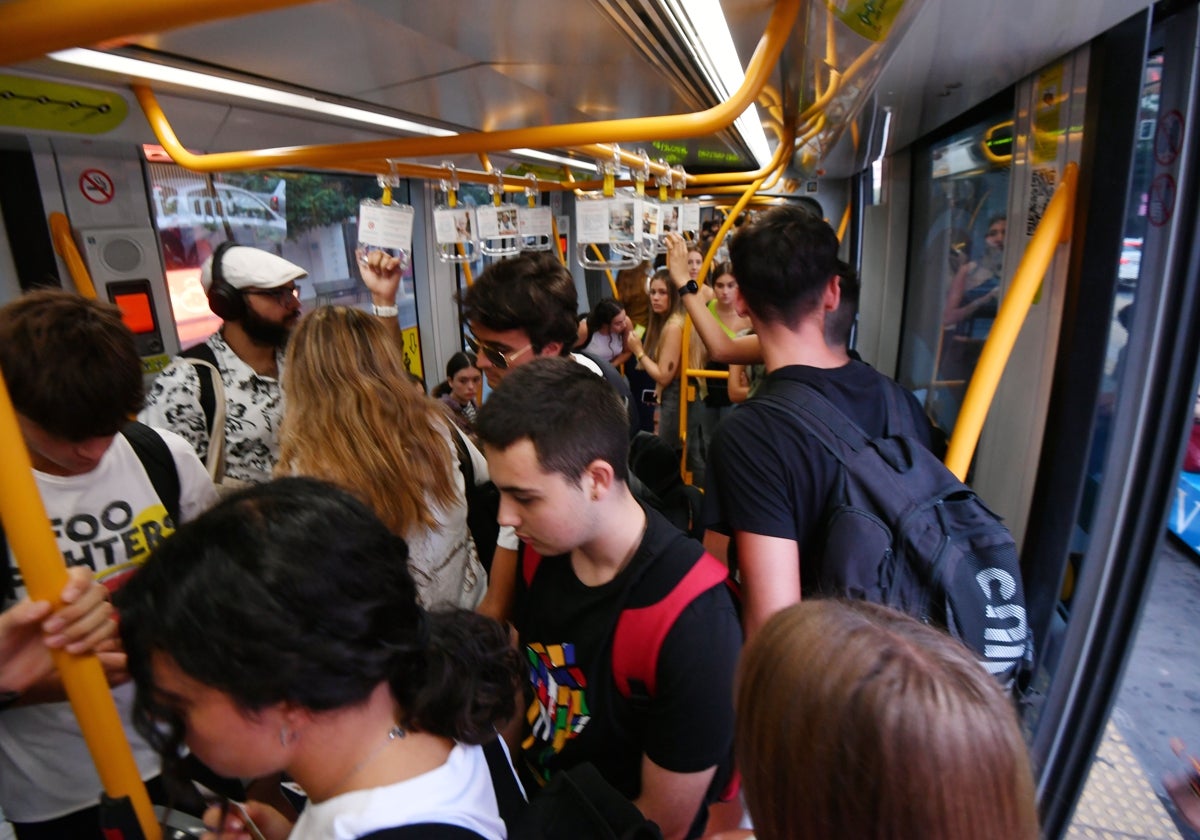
xmin=1015 ymin=4 xmax=1200 ymax=836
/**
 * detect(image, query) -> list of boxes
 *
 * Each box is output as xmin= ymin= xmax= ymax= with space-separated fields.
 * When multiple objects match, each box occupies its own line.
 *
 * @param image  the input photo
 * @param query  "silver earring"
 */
xmin=279 ymin=726 xmax=290 ymax=746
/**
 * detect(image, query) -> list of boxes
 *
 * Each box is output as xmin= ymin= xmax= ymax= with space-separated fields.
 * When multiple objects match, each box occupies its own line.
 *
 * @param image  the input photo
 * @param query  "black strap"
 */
xmin=179 ymin=341 xmax=220 ymax=439
xmin=120 ymin=421 xmax=181 ymax=525
xmin=450 ymin=421 xmax=476 ymax=488
xmin=358 ymin=824 xmax=487 ymax=839
xmin=481 ymin=737 xmax=527 ymax=828
xmin=757 ymin=378 xmax=868 ymax=462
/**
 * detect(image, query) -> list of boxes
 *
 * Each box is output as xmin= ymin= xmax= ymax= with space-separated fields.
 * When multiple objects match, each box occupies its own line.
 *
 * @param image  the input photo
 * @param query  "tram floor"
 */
xmin=1067 ymin=537 xmax=1200 ymax=839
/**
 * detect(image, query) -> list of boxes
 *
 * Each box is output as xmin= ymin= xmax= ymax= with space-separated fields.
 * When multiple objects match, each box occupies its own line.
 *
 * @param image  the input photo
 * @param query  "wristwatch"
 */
xmin=679 ymin=279 xmax=700 ymax=296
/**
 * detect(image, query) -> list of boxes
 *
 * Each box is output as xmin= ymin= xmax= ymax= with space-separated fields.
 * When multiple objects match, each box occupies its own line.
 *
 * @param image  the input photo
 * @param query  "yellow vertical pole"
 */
xmin=944 ymin=163 xmax=1078 ymax=479
xmin=0 ymin=374 xmax=161 ymax=840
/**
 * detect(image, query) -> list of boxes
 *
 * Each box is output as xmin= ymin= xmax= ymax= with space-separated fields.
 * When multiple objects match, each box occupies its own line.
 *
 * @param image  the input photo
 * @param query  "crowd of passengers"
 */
xmin=0 ymin=206 xmax=1041 ymax=840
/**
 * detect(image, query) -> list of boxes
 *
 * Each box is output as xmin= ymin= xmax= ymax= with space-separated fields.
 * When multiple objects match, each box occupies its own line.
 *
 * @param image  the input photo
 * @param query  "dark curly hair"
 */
xmin=460 ymin=251 xmax=580 ymax=353
xmin=117 ymin=477 xmax=521 ymax=779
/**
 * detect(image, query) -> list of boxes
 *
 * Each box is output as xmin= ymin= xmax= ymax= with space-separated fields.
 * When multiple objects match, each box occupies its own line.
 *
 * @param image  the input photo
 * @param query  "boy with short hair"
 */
xmin=0 ymin=289 xmax=216 ymax=838
xmin=476 ymin=357 xmax=740 ymax=840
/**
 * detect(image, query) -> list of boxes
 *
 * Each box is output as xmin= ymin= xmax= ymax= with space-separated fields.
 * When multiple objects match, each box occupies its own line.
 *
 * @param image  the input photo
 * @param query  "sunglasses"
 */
xmin=243 ymin=285 xmax=299 ymax=306
xmin=465 ymin=335 xmax=533 ymax=370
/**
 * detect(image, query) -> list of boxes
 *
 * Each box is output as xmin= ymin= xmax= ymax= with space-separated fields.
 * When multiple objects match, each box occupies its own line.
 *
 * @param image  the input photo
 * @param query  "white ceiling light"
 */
xmin=659 ymin=0 xmax=773 ymax=168
xmin=47 ymin=48 xmax=597 ymax=172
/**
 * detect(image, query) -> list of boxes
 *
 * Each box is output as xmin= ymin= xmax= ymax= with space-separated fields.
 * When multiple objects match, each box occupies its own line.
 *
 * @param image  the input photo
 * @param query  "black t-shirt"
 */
xmin=704 ymin=361 xmax=931 ymax=585
xmin=512 ymin=506 xmax=740 ymax=803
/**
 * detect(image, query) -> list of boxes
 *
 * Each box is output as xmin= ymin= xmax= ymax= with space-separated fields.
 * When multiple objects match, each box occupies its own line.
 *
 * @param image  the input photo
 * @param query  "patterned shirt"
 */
xmin=140 ymin=331 xmax=285 ymax=484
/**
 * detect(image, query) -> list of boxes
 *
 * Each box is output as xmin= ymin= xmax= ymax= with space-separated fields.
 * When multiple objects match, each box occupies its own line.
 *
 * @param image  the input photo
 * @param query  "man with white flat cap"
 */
xmin=141 ymin=242 xmax=306 ymax=485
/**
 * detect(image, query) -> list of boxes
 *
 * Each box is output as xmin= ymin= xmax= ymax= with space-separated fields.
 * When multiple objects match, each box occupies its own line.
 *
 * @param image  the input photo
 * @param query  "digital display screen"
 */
xmin=112 ymin=289 xmax=156 ymax=335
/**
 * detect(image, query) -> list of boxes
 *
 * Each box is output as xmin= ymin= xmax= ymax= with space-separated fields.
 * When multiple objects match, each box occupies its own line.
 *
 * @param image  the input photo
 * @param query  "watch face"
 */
xmin=682 ymin=280 xmax=699 ymax=295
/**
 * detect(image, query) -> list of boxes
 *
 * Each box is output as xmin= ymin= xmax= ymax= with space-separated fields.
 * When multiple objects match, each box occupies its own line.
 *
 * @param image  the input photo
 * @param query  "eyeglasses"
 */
xmin=243 ymin=285 xmax=299 ymax=306
xmin=465 ymin=335 xmax=533 ymax=370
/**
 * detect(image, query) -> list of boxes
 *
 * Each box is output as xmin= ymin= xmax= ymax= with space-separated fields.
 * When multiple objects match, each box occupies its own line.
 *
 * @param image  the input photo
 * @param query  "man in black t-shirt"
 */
xmin=660 ymin=209 xmax=931 ymax=640
xmin=476 ymin=358 xmax=740 ymax=840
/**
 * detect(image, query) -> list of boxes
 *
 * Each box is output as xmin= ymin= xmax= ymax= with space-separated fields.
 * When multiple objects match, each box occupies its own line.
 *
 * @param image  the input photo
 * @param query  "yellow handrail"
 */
xmin=944 ymin=162 xmax=1078 ymax=480
xmin=48 ymin=213 xmax=97 ymax=299
xmin=0 ymin=373 xmax=161 ymax=839
xmin=133 ymin=0 xmax=799 ymax=173
xmin=0 ymin=0 xmax=316 ymax=66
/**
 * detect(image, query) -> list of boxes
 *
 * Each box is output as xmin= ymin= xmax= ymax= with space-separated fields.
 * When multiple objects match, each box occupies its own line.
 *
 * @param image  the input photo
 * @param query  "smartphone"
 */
xmin=219 ymin=798 xmax=268 ymax=840
xmin=641 ymin=388 xmax=659 ymax=406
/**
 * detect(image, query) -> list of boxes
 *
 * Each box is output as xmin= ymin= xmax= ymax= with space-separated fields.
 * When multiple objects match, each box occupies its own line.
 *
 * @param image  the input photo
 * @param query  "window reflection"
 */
xmin=897 ymin=117 xmax=1013 ymax=443
xmin=144 ymin=163 xmax=408 ymax=347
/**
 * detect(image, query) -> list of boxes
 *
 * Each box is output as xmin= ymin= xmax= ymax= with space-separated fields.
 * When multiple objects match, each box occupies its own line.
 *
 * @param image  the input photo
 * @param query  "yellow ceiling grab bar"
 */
xmin=0 ymin=373 xmax=162 ymax=839
xmin=944 ymin=162 xmax=1078 ymax=480
xmin=133 ymin=0 xmax=799 ymax=173
xmin=0 ymin=0 xmax=316 ymax=67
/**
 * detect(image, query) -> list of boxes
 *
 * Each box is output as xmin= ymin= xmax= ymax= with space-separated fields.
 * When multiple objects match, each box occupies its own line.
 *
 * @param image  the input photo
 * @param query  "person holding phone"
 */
xmin=624 ymin=269 xmax=684 ymax=451
xmin=116 ymin=478 xmax=523 ymax=840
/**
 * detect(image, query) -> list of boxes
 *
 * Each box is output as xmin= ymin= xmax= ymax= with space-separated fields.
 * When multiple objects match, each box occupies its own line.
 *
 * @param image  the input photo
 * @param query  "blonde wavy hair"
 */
xmin=278 ymin=306 xmax=457 ymax=535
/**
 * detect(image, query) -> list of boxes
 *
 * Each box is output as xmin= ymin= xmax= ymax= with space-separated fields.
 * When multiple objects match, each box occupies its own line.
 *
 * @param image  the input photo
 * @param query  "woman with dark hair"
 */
xmin=116 ymin=478 xmax=523 ymax=840
xmin=437 ymin=351 xmax=483 ymax=439
xmin=575 ymin=298 xmax=632 ymax=366
xmin=735 ymin=600 xmax=1038 ymax=840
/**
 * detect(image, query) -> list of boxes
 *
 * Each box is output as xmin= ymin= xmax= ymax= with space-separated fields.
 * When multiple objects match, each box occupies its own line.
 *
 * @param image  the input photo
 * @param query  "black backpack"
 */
xmin=627 ymin=432 xmax=704 ymax=540
xmin=757 ymin=378 xmax=1034 ymax=690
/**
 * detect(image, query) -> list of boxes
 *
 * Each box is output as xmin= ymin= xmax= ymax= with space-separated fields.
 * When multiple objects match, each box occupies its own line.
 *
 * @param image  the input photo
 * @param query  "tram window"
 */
xmin=145 ymin=162 xmax=402 ymax=350
xmin=896 ymin=113 xmax=1014 ymax=440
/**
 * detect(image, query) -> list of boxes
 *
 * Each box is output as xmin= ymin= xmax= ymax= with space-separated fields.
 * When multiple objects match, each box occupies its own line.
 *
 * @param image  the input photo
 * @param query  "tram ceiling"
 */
xmin=3 ymin=0 xmax=790 ymax=176
xmin=867 ymin=0 xmax=1156 ymax=162
xmin=0 ymin=0 xmax=1159 ymax=182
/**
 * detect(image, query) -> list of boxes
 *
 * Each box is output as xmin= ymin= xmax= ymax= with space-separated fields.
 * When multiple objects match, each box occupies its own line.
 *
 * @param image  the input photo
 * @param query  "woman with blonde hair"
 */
xmin=278 ymin=306 xmax=487 ymax=609
xmin=737 ymin=600 xmax=1038 ymax=840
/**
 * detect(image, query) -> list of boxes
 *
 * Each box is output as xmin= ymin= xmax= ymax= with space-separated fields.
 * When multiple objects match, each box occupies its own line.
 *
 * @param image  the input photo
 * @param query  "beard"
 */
xmin=240 ymin=303 xmax=294 ymax=348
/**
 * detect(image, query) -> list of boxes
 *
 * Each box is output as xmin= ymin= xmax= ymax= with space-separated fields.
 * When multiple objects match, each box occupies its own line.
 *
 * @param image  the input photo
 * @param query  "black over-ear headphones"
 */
xmin=206 ymin=240 xmax=244 ymax=321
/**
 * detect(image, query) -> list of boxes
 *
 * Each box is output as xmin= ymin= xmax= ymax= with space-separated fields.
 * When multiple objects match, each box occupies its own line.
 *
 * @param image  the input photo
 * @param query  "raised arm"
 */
xmin=664 ymin=234 xmax=761 ymax=365
xmin=356 ymin=248 xmax=405 ymax=339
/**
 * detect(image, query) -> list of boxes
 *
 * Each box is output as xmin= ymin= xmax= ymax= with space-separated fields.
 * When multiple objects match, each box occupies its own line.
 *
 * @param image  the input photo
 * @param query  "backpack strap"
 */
xmin=358 ymin=825 xmax=486 ymax=840
xmin=481 ymin=736 xmax=527 ymax=828
xmin=611 ymin=551 xmax=728 ymax=699
xmin=757 ymin=378 xmax=870 ymax=459
xmin=179 ymin=341 xmax=220 ymax=440
xmin=450 ymin=420 xmax=476 ymax=488
xmin=120 ymin=421 xmax=181 ymax=525
xmin=519 ymin=543 xmax=543 ymax=589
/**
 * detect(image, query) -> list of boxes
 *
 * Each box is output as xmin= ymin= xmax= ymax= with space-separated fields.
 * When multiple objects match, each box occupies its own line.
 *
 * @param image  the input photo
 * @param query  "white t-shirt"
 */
xmin=288 ymin=743 xmax=509 ymax=840
xmin=0 ymin=428 xmax=217 ymax=822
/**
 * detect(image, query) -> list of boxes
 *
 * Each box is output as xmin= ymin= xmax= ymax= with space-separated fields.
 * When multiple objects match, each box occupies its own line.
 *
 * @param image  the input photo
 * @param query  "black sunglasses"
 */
xmin=465 ymin=335 xmax=533 ymax=370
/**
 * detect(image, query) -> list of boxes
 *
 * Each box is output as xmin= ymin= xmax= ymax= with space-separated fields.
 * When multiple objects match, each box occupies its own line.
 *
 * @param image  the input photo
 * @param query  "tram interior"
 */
xmin=2 ymin=0 xmax=1200 ymax=837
